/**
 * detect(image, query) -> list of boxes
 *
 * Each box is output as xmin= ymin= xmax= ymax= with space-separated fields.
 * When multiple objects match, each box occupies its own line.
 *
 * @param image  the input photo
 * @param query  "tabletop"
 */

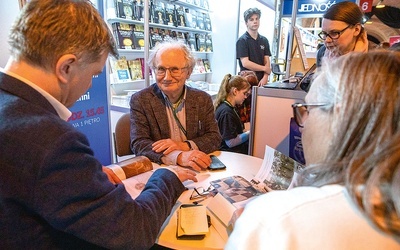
xmin=123 ymin=151 xmax=263 ymax=250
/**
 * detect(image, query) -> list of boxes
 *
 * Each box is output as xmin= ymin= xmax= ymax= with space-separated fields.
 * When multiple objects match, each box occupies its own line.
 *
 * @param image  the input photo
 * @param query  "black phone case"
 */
xmin=208 ymin=155 xmax=226 ymax=170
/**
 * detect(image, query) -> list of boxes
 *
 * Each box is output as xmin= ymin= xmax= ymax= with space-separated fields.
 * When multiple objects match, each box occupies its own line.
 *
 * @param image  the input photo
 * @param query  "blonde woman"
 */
xmin=214 ymin=74 xmax=251 ymax=154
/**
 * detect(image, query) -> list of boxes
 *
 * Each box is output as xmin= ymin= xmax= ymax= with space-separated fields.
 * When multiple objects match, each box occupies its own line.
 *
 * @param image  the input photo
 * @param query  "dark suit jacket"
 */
xmin=0 ymin=72 xmax=185 ymax=249
xmin=129 ymin=84 xmax=221 ymax=163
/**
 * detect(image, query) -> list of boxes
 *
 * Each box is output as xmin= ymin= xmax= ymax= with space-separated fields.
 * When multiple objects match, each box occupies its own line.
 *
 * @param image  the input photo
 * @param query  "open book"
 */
xmin=207 ymin=145 xmax=304 ymax=239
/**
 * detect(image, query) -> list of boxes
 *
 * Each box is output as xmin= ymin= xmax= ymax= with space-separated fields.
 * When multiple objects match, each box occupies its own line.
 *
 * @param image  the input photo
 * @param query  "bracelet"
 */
xmin=184 ymin=140 xmax=193 ymax=150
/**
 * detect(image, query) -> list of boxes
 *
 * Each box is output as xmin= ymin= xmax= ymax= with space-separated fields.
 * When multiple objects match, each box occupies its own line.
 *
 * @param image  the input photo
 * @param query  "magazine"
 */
xmin=207 ymin=145 xmax=304 ymax=238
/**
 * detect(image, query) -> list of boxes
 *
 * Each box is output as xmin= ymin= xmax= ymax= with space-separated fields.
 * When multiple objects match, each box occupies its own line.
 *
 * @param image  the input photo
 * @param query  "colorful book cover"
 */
xmin=149 ymin=27 xmax=163 ymax=49
xmin=205 ymin=33 xmax=213 ymax=52
xmin=164 ymin=3 xmax=176 ymax=26
xmin=203 ymin=58 xmax=211 ymax=72
xmin=133 ymin=24 xmax=145 ymax=50
xmin=127 ymin=58 xmax=143 ymax=80
xmin=185 ymin=32 xmax=197 ymax=51
xmin=203 ymin=12 xmax=212 ymax=31
xmin=175 ymin=5 xmax=187 ymax=27
xmin=152 ymin=1 xmax=165 ymax=24
xmin=109 ymin=56 xmax=132 ymax=83
xmin=195 ymin=33 xmax=206 ymax=52
xmin=114 ymin=0 xmax=135 ymax=20
xmin=112 ymin=22 xmax=136 ymax=50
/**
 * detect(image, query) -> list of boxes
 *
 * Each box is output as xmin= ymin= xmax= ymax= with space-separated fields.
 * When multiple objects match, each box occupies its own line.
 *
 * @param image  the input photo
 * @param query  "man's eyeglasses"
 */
xmin=318 ymin=24 xmax=352 ymax=40
xmin=190 ymin=185 xmax=215 ymax=200
xmin=292 ymin=103 xmax=329 ymax=128
xmin=154 ymin=66 xmax=188 ymax=77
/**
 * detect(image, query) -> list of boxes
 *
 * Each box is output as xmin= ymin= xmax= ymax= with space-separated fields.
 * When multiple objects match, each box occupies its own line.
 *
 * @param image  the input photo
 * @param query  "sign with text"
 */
xmin=359 ymin=0 xmax=373 ymax=13
xmin=68 ymin=70 xmax=112 ymax=165
xmin=282 ymin=0 xmax=356 ymax=17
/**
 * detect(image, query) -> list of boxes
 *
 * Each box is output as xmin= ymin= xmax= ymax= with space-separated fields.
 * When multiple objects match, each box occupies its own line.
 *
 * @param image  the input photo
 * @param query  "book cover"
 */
xmin=152 ymin=1 xmax=165 ymax=24
xmin=127 ymin=58 xmax=143 ymax=80
xmin=160 ymin=28 xmax=174 ymax=43
xmin=202 ymin=58 xmax=211 ymax=72
xmin=205 ymin=33 xmax=213 ymax=52
xmin=203 ymin=12 xmax=212 ymax=31
xmin=112 ymin=22 xmax=136 ymax=50
xmin=115 ymin=0 xmax=135 ymax=20
xmin=194 ymin=58 xmax=205 ymax=74
xmin=185 ymin=8 xmax=197 ymax=29
xmin=195 ymin=33 xmax=206 ymax=52
xmin=195 ymin=11 xmax=205 ymax=30
xmin=174 ymin=31 xmax=187 ymax=45
xmin=133 ymin=24 xmax=145 ymax=50
xmin=164 ymin=3 xmax=177 ymax=26
xmin=149 ymin=27 xmax=163 ymax=49
xmin=109 ymin=56 xmax=132 ymax=83
xmin=133 ymin=0 xmax=144 ymax=21
xmin=175 ymin=5 xmax=187 ymax=27
xmin=185 ymin=32 xmax=197 ymax=51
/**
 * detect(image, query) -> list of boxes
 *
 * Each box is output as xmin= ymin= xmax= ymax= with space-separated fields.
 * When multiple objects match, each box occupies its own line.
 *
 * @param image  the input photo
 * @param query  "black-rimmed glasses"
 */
xmin=292 ymin=103 xmax=329 ymax=128
xmin=318 ymin=24 xmax=352 ymax=40
xmin=154 ymin=66 xmax=188 ymax=77
xmin=190 ymin=185 xmax=215 ymax=200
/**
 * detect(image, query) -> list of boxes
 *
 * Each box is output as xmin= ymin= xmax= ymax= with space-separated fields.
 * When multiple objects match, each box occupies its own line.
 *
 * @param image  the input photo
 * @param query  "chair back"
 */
xmin=114 ymin=113 xmax=133 ymax=157
xmin=271 ymin=63 xmax=284 ymax=74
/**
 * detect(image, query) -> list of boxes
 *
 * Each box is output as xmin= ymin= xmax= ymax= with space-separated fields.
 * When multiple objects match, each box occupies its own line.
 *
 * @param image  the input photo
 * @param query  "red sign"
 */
xmin=389 ymin=36 xmax=400 ymax=46
xmin=359 ymin=0 xmax=373 ymax=13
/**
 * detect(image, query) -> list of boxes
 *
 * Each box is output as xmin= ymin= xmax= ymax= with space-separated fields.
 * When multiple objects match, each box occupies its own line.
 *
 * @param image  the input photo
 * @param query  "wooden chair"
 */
xmin=113 ymin=113 xmax=134 ymax=159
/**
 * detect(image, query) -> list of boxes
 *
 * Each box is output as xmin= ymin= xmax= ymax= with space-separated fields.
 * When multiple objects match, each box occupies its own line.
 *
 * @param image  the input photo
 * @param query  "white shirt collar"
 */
xmin=0 ymin=68 xmax=72 ymax=121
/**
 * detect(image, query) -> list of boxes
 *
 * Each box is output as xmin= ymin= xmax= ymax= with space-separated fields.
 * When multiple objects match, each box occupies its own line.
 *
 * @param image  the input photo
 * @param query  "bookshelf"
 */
xmin=105 ymin=0 xmax=214 ymax=108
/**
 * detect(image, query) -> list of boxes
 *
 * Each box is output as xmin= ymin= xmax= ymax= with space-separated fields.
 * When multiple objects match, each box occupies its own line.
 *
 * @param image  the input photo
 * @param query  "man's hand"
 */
xmin=177 ymin=150 xmax=212 ymax=171
xmin=152 ymin=139 xmax=189 ymax=155
xmin=102 ymin=166 xmax=122 ymax=184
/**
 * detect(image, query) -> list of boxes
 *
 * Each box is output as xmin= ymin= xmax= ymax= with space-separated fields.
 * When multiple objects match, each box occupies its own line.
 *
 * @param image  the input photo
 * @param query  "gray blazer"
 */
xmin=130 ymin=83 xmax=222 ymax=163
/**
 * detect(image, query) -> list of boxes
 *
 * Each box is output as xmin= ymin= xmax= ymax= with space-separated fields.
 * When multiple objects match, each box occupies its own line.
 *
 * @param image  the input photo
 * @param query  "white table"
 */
xmin=154 ymin=151 xmax=263 ymax=250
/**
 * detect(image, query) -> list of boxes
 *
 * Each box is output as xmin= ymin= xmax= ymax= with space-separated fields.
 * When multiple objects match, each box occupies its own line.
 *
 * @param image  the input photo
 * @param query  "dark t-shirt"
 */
xmin=236 ymin=31 xmax=271 ymax=81
xmin=215 ymin=102 xmax=248 ymax=154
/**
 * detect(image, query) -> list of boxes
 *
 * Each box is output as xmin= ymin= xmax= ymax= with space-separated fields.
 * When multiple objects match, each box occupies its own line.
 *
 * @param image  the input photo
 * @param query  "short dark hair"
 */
xmin=243 ymin=8 xmax=261 ymax=22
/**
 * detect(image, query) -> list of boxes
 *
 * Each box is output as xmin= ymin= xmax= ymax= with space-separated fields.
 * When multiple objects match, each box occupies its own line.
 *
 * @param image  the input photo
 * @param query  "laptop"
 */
xmin=263 ymin=63 xmax=316 ymax=90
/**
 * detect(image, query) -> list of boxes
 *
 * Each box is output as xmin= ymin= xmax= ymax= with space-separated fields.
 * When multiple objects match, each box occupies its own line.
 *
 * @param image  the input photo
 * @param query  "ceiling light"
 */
xmin=376 ymin=0 xmax=385 ymax=8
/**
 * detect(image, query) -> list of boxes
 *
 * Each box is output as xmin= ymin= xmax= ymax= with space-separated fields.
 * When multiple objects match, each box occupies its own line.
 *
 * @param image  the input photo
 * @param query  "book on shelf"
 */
xmin=195 ymin=11 xmax=205 ymax=30
xmin=202 ymin=58 xmax=211 ymax=72
xmin=207 ymin=145 xmax=304 ymax=236
xmin=185 ymin=32 xmax=197 ymax=51
xmin=175 ymin=5 xmax=187 ymax=27
xmin=112 ymin=22 xmax=136 ymax=50
xmin=203 ymin=12 xmax=212 ymax=31
xmin=205 ymin=33 xmax=213 ymax=52
xmin=133 ymin=0 xmax=144 ymax=21
xmin=193 ymin=58 xmax=205 ymax=74
xmin=176 ymin=204 xmax=210 ymax=239
xmin=152 ymin=0 xmax=165 ymax=25
xmin=114 ymin=0 xmax=135 ymax=20
xmin=133 ymin=24 xmax=145 ymax=50
xmin=149 ymin=27 xmax=163 ymax=49
xmin=164 ymin=3 xmax=177 ymax=26
xmin=127 ymin=58 xmax=143 ymax=80
xmin=174 ymin=31 xmax=187 ymax=45
xmin=185 ymin=8 xmax=198 ymax=29
xmin=195 ymin=33 xmax=206 ymax=52
xmin=201 ymin=0 xmax=209 ymax=10
xmin=160 ymin=28 xmax=174 ymax=43
xmin=109 ymin=56 xmax=132 ymax=83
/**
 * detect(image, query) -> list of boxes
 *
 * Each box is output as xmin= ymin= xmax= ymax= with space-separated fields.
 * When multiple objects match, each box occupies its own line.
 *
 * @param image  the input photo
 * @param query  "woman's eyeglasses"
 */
xmin=292 ymin=103 xmax=329 ymax=128
xmin=318 ymin=24 xmax=352 ymax=40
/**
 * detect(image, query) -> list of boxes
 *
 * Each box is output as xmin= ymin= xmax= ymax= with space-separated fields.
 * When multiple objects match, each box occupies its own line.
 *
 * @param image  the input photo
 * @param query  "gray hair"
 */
xmin=147 ymin=41 xmax=196 ymax=73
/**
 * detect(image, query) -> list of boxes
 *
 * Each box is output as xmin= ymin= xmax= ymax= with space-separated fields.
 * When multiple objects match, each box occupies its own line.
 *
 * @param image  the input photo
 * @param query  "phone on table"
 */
xmin=208 ymin=155 xmax=226 ymax=171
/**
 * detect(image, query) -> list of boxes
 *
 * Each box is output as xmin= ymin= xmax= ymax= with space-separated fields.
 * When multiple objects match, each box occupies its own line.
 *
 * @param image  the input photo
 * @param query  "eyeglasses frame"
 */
xmin=154 ymin=66 xmax=188 ymax=77
xmin=189 ymin=185 xmax=214 ymax=200
xmin=292 ymin=103 xmax=329 ymax=128
xmin=318 ymin=24 xmax=353 ymax=41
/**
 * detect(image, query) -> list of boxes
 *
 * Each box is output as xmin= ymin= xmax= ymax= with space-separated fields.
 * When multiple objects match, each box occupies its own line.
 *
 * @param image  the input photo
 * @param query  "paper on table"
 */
xmin=178 ymin=205 xmax=209 ymax=235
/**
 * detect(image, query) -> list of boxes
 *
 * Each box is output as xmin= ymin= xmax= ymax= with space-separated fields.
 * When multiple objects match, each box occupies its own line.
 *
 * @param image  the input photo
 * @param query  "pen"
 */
xmin=198 ymin=120 xmax=202 ymax=130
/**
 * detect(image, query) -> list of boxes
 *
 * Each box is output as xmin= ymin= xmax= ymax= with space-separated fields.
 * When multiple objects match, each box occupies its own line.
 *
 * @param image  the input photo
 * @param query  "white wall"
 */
xmin=0 ymin=1 xmax=19 ymax=67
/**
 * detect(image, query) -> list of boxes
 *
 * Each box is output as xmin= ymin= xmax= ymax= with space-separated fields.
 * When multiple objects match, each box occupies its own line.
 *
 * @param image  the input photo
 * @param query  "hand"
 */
xmin=102 ymin=166 xmax=122 ymax=184
xmin=258 ymin=77 xmax=268 ymax=86
xmin=152 ymin=139 xmax=187 ymax=155
xmin=170 ymin=166 xmax=198 ymax=183
xmin=177 ymin=150 xmax=212 ymax=171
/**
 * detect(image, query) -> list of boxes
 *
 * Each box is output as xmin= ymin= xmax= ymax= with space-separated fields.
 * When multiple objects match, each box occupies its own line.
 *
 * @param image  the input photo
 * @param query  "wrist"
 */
xmin=184 ymin=140 xmax=193 ymax=150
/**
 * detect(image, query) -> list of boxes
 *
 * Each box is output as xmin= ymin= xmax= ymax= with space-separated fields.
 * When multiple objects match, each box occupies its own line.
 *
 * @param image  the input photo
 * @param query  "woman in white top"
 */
xmin=225 ymin=51 xmax=400 ymax=249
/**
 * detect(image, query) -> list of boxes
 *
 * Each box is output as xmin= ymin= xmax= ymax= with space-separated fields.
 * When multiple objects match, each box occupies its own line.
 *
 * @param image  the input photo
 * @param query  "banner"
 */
xmin=282 ymin=0 xmax=356 ymax=17
xmin=68 ymin=70 xmax=112 ymax=166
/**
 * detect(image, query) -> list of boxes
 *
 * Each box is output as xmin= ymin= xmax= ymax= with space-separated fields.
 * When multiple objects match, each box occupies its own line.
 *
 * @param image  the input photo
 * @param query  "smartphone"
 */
xmin=208 ymin=155 xmax=226 ymax=171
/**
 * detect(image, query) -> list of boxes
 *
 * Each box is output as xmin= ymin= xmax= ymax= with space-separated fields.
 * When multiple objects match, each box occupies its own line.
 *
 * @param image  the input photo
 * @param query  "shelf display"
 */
xmin=105 ymin=0 xmax=213 ymax=108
